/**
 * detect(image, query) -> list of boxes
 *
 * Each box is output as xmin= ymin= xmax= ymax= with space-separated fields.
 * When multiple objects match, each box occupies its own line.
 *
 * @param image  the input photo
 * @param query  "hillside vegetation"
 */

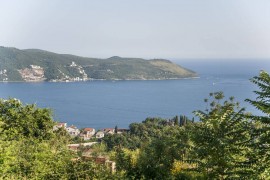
xmin=0 ymin=71 xmax=269 ymax=179
xmin=0 ymin=46 xmax=197 ymax=82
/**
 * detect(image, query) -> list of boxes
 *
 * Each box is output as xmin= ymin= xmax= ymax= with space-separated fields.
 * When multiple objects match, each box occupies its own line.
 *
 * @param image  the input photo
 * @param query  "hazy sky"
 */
xmin=1 ymin=0 xmax=270 ymax=59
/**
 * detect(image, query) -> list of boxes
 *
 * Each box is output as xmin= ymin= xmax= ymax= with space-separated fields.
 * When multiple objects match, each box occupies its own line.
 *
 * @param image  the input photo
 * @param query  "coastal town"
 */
xmin=53 ymin=122 xmax=129 ymax=140
xmin=53 ymin=122 xmax=129 ymax=173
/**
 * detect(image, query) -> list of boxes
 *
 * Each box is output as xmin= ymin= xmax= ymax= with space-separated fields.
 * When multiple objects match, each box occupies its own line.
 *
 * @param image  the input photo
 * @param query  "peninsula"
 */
xmin=0 ymin=46 xmax=197 ymax=82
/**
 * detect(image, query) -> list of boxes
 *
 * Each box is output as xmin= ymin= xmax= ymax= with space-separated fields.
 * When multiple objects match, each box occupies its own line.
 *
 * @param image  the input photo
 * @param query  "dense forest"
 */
xmin=0 ymin=71 xmax=269 ymax=179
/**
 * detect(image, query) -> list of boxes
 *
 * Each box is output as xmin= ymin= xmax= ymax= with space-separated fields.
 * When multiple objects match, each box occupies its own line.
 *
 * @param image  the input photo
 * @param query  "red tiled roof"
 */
xmin=84 ymin=128 xmax=94 ymax=132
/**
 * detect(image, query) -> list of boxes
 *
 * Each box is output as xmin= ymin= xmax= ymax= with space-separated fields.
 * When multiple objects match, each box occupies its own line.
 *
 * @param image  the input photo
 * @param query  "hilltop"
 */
xmin=0 ymin=46 xmax=197 ymax=82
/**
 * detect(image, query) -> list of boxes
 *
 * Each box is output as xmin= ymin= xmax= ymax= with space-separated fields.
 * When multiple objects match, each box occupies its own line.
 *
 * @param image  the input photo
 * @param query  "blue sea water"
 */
xmin=0 ymin=60 xmax=269 ymax=130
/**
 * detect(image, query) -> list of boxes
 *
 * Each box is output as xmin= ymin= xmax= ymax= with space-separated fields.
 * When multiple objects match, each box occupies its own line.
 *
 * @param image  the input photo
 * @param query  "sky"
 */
xmin=0 ymin=0 xmax=270 ymax=59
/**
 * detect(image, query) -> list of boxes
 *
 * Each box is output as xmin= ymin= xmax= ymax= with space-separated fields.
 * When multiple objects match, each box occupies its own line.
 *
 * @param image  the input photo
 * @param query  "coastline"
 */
xmin=0 ymin=76 xmax=200 ymax=83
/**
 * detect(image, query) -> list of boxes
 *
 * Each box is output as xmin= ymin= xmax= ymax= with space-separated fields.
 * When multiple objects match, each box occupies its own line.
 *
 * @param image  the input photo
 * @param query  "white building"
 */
xmin=80 ymin=128 xmax=96 ymax=140
xmin=53 ymin=122 xmax=67 ymax=131
xmin=96 ymin=131 xmax=105 ymax=139
xmin=66 ymin=125 xmax=80 ymax=137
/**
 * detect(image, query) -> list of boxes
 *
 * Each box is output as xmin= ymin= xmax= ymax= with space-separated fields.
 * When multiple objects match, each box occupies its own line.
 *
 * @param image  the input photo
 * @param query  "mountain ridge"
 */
xmin=0 ymin=46 xmax=197 ymax=82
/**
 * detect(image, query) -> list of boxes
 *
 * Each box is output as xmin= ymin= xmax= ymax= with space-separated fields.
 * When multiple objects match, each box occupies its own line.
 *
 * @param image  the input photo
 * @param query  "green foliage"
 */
xmin=174 ymin=115 xmax=179 ymax=126
xmin=103 ymin=117 xmax=188 ymax=151
xmin=136 ymin=126 xmax=189 ymax=179
xmin=107 ymin=118 xmax=194 ymax=179
xmin=0 ymin=139 xmax=72 ymax=179
xmin=190 ymin=93 xmax=255 ymax=179
xmin=0 ymin=98 xmax=55 ymax=141
xmin=44 ymin=62 xmax=63 ymax=81
xmin=114 ymin=148 xmax=141 ymax=179
xmin=90 ymin=143 xmax=108 ymax=158
xmin=66 ymin=160 xmax=115 ymax=180
xmin=103 ymin=133 xmax=141 ymax=151
xmin=109 ymin=83 xmax=270 ymax=179
xmin=246 ymin=70 xmax=270 ymax=118
xmin=0 ymin=98 xmax=113 ymax=179
xmin=114 ymin=125 xmax=118 ymax=134
xmin=246 ymin=71 xmax=270 ymax=178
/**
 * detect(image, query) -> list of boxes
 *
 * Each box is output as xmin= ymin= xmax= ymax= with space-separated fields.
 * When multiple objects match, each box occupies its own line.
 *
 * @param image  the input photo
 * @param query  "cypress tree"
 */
xmin=174 ymin=116 xmax=179 ymax=126
xmin=180 ymin=115 xmax=183 ymax=126
xmin=115 ymin=125 xmax=118 ymax=134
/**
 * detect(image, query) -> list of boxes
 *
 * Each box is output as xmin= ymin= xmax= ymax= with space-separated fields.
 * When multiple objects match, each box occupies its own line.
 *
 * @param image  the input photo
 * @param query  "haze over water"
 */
xmin=0 ymin=60 xmax=268 ymax=130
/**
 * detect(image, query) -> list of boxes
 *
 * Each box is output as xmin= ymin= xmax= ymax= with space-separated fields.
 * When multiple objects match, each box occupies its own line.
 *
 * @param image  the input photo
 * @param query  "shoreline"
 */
xmin=0 ymin=76 xmax=200 ymax=83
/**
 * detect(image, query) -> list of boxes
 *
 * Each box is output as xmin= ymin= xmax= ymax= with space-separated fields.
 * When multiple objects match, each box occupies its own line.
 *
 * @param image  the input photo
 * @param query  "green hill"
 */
xmin=0 ymin=46 xmax=197 ymax=82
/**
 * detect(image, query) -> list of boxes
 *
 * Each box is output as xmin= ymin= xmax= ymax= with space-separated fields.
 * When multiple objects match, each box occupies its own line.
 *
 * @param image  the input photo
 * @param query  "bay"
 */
xmin=0 ymin=60 xmax=269 ymax=130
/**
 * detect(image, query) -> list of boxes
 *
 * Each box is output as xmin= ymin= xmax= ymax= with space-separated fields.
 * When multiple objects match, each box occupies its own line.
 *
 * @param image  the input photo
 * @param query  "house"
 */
xmin=103 ymin=128 xmax=115 ymax=135
xmin=66 ymin=125 xmax=80 ymax=137
xmin=96 ymin=131 xmax=105 ymax=139
xmin=53 ymin=122 xmax=67 ymax=131
xmin=80 ymin=128 xmax=96 ymax=140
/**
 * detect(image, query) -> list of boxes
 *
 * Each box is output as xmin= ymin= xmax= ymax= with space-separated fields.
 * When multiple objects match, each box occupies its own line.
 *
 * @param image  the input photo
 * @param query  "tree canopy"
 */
xmin=0 ymin=99 xmax=113 ymax=179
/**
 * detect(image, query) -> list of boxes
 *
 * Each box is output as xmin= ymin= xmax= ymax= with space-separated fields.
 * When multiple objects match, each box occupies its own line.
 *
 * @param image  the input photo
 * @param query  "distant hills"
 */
xmin=0 ymin=46 xmax=197 ymax=82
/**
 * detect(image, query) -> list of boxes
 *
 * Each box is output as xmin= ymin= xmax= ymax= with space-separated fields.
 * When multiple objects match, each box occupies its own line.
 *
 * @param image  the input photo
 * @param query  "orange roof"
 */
xmin=84 ymin=128 xmax=94 ymax=132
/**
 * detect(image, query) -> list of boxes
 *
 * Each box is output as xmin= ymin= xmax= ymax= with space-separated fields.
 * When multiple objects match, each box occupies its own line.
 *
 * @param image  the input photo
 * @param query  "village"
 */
xmin=53 ymin=122 xmax=129 ymax=141
xmin=53 ymin=122 xmax=129 ymax=173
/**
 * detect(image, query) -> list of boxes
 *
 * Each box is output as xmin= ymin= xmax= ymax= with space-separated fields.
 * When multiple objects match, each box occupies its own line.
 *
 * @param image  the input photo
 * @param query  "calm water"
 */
xmin=0 ymin=60 xmax=269 ymax=129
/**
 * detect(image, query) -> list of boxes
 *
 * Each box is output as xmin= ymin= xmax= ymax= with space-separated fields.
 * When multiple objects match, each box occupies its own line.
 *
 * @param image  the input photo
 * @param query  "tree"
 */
xmin=115 ymin=125 xmax=118 ymax=134
xmin=0 ymin=98 xmax=55 ymax=141
xmin=0 ymin=99 xmax=72 ymax=179
xmin=187 ymin=93 xmax=255 ymax=179
xmin=246 ymin=70 xmax=270 ymax=119
xmin=246 ymin=71 xmax=270 ymax=177
xmin=0 ymin=98 xmax=115 ymax=179
xmin=136 ymin=126 xmax=192 ymax=179
xmin=174 ymin=115 xmax=179 ymax=126
xmin=114 ymin=147 xmax=141 ymax=179
xmin=66 ymin=159 xmax=114 ymax=180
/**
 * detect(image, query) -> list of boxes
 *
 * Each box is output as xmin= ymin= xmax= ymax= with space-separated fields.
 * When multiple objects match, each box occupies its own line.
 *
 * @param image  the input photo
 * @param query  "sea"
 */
xmin=0 ymin=59 xmax=269 ymax=130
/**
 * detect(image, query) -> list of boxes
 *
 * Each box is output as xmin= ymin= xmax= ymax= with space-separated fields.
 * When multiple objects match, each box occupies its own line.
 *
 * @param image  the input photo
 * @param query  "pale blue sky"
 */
xmin=0 ymin=0 xmax=270 ymax=59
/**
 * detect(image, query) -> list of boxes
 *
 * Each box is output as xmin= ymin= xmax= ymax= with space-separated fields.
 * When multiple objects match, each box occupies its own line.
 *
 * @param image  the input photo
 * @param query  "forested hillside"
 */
xmin=0 ymin=46 xmax=197 ymax=82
